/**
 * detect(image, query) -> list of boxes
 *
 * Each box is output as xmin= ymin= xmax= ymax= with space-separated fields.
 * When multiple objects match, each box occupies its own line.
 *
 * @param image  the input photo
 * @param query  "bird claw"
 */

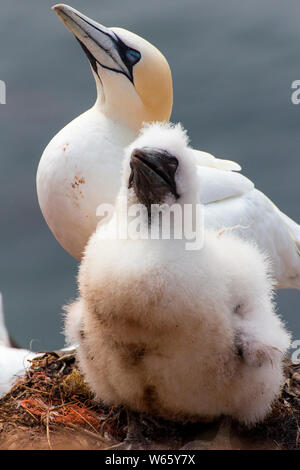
xmin=180 ymin=439 xmax=214 ymax=450
xmin=181 ymin=417 xmax=232 ymax=450
xmin=103 ymin=409 xmax=152 ymax=450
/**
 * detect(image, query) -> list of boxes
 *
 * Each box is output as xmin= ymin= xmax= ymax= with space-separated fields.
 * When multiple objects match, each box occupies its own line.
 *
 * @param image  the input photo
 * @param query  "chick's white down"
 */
xmin=65 ymin=123 xmax=291 ymax=425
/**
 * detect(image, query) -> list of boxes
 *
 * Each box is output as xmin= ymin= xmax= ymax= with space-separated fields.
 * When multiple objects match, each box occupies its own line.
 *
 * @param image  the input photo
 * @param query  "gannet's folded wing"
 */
xmin=275 ymin=208 xmax=300 ymax=256
xmin=192 ymin=149 xmax=241 ymax=172
xmin=197 ymin=166 xmax=255 ymax=204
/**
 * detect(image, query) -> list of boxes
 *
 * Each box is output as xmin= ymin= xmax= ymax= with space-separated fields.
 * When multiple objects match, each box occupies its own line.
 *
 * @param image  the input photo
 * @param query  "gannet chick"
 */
xmin=65 ymin=123 xmax=291 ymax=429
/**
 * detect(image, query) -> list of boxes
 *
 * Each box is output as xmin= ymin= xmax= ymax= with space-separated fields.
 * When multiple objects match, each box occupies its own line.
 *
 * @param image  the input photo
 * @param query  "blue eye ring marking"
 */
xmin=126 ymin=49 xmax=141 ymax=66
xmin=75 ymin=15 xmax=141 ymax=84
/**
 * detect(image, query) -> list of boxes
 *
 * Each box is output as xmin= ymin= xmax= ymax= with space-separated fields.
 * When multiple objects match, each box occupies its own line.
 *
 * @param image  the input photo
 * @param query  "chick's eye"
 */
xmin=126 ymin=49 xmax=141 ymax=66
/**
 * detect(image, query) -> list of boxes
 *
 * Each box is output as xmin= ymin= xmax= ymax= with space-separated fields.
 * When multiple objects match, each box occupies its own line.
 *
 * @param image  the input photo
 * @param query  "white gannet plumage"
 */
xmin=0 ymin=293 xmax=37 ymax=396
xmin=196 ymin=165 xmax=300 ymax=289
xmin=132 ymin=122 xmax=300 ymax=289
xmin=37 ymin=4 xmax=300 ymax=289
xmin=0 ymin=293 xmax=10 ymax=346
xmin=37 ymin=3 xmax=173 ymax=261
xmin=0 ymin=294 xmax=77 ymax=396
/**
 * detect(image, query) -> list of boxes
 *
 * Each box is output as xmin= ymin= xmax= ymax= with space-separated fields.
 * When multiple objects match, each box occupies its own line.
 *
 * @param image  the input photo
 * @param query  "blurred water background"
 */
xmin=1 ymin=0 xmax=300 ymax=350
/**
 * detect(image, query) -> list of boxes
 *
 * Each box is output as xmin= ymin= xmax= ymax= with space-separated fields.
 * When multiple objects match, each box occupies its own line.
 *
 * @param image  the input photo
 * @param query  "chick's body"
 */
xmin=66 ymin=226 xmax=289 ymax=425
xmin=65 ymin=123 xmax=290 ymax=426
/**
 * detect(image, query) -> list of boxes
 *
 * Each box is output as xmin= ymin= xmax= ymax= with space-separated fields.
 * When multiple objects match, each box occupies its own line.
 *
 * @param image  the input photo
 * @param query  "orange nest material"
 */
xmin=19 ymin=397 xmax=100 ymax=430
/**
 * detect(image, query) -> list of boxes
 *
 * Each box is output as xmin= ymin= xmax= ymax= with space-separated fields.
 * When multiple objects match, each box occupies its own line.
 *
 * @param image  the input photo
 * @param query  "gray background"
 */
xmin=1 ymin=0 xmax=300 ymax=350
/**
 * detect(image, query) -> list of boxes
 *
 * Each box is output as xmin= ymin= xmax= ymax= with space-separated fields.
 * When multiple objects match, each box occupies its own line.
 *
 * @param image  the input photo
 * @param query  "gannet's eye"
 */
xmin=126 ymin=49 xmax=141 ymax=66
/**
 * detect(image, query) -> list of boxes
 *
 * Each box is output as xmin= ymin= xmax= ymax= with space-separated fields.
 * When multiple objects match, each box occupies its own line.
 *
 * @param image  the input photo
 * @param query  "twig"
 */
xmin=70 ymin=407 xmax=99 ymax=434
xmin=46 ymin=412 xmax=53 ymax=450
xmin=22 ymin=407 xmax=39 ymax=422
xmin=22 ymin=386 xmax=50 ymax=395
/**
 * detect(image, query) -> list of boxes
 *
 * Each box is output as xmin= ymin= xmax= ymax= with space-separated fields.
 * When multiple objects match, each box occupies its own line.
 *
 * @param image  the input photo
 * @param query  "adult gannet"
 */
xmin=37 ymin=4 xmax=300 ymax=289
xmin=0 ymin=293 xmax=37 ymax=396
xmin=65 ymin=123 xmax=290 ymax=444
xmin=37 ymin=4 xmax=238 ymax=260
xmin=37 ymin=3 xmax=173 ymax=261
xmin=0 ymin=293 xmax=76 ymax=396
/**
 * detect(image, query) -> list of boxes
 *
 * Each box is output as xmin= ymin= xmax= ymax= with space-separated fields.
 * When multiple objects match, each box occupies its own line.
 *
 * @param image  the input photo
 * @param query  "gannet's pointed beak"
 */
xmin=52 ymin=4 xmax=141 ymax=83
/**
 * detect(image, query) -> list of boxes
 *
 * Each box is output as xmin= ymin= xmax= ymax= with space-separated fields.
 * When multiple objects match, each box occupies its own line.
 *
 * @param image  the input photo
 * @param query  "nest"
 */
xmin=0 ymin=352 xmax=299 ymax=450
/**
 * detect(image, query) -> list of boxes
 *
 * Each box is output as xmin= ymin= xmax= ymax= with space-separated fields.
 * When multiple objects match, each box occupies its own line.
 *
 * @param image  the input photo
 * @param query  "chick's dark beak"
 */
xmin=129 ymin=147 xmax=179 ymax=214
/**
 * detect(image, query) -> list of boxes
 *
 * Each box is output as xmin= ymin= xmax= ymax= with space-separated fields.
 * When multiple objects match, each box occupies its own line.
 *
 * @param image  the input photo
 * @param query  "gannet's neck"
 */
xmin=86 ymin=101 xmax=138 ymax=148
xmin=93 ymin=79 xmax=155 ymax=134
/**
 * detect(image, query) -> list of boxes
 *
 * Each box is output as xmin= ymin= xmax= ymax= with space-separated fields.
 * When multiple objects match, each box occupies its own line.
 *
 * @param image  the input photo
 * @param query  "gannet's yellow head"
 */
xmin=53 ymin=4 xmax=173 ymax=131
